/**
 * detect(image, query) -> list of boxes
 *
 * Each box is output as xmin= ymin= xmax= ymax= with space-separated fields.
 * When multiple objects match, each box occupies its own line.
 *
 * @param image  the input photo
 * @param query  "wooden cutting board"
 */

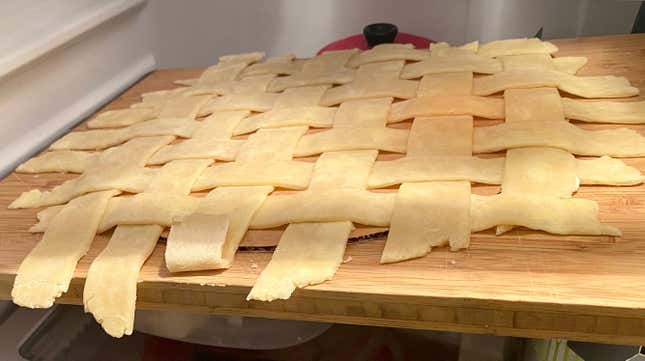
xmin=2 ymin=34 xmax=645 ymax=345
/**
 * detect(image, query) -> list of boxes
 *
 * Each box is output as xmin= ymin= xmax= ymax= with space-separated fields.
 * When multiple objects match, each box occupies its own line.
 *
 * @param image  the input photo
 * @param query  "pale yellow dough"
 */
xmin=293 ymin=127 xmax=409 ymax=156
xmin=563 ymin=98 xmax=645 ymax=123
xmin=332 ymin=97 xmax=392 ymax=128
xmin=309 ymin=150 xmax=378 ymax=190
xmin=401 ymin=44 xmax=502 ymax=79
xmin=249 ymin=189 xmax=395 ymax=228
xmin=504 ymin=87 xmax=564 ymax=122
xmin=347 ymin=43 xmax=429 ymax=67
xmin=83 ymin=224 xmax=163 ymax=338
xmin=320 ymin=60 xmax=418 ymax=106
xmin=236 ymin=126 xmax=308 ymax=161
xmin=500 ymin=54 xmax=587 ymax=75
xmin=382 ymin=182 xmax=471 ymax=264
xmin=247 ymin=222 xmax=352 ymax=301
xmin=50 ymin=118 xmax=198 ymax=151
xmin=470 ymin=194 xmax=621 ymax=236
xmin=234 ymin=106 xmax=335 ymax=135
xmin=10 ymin=136 xmax=174 ymax=209
xmin=406 ymin=116 xmax=473 ymax=156
xmin=473 ymin=69 xmax=639 ymax=98
xmin=367 ymin=156 xmax=504 ymax=188
xmin=29 ymin=205 xmax=65 ymax=233
xmin=473 ymin=121 xmax=645 ymax=157
xmin=388 ymin=95 xmax=504 ymax=122
xmin=417 ymin=72 xmax=473 ymax=96
xmin=576 ymin=156 xmax=644 ymax=185
xmin=198 ymin=92 xmax=279 ymax=116
xmin=12 ymin=190 xmax=119 ymax=308
xmin=187 ymin=74 xmax=275 ymax=96
xmin=478 ymin=38 xmax=558 ymax=57
xmin=191 ymin=160 xmax=314 ymax=191
xmin=267 ymin=50 xmax=357 ymax=92
xmin=16 ymin=150 xmax=98 ymax=174
xmin=241 ymin=54 xmax=304 ymax=77
xmin=165 ymin=214 xmax=229 ymax=272
xmin=87 ymin=108 xmax=159 ymax=129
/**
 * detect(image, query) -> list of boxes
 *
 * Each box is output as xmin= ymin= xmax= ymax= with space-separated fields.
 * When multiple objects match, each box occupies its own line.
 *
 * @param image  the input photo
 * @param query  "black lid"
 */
xmin=363 ymin=23 xmax=398 ymax=48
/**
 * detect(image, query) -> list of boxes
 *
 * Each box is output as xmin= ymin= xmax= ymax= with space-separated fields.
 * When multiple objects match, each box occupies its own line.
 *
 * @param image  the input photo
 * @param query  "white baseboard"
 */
xmin=0 ymin=54 xmax=156 ymax=177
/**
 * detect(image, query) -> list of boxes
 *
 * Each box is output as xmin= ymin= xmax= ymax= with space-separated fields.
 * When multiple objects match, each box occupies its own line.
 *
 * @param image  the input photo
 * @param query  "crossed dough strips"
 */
xmin=471 ymin=194 xmax=621 ymax=236
xmin=192 ymin=126 xmax=311 ymax=190
xmin=293 ymin=127 xmax=409 ymax=156
xmin=563 ymin=98 xmax=645 ymax=123
xmin=246 ymin=221 xmax=353 ymax=301
xmin=198 ymin=91 xmax=279 ymax=116
xmin=401 ymin=42 xmax=502 ymax=79
xmin=473 ymin=120 xmax=645 ymax=157
xmin=50 ymin=118 xmax=199 ymax=150
xmin=473 ymin=69 xmax=639 ymax=98
xmin=233 ymin=85 xmax=336 ymax=135
xmin=380 ymin=116 xmax=474 ymax=263
xmin=499 ymin=53 xmax=588 ymax=74
xmin=250 ymin=151 xmax=395 ymax=228
xmin=347 ymin=43 xmax=429 ymax=67
xmin=12 ymin=190 xmax=119 ymax=308
xmin=147 ymin=111 xmax=249 ymax=165
xmin=389 ymin=72 xmax=504 ymax=122
xmin=165 ymin=214 xmax=229 ymax=272
xmin=247 ymin=151 xmax=376 ymax=301
xmin=10 ymin=136 xmax=175 ymax=209
xmin=320 ymin=60 xmax=419 ymax=106
xmin=186 ymin=74 xmax=276 ymax=96
xmin=267 ymin=49 xmax=357 ymax=92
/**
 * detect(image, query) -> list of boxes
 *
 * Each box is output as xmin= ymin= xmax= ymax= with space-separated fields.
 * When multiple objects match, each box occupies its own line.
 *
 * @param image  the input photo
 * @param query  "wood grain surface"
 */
xmin=2 ymin=34 xmax=645 ymax=345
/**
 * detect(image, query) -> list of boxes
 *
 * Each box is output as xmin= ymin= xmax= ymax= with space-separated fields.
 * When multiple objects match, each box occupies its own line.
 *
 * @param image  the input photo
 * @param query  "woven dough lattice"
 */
xmin=9 ymin=38 xmax=645 ymax=338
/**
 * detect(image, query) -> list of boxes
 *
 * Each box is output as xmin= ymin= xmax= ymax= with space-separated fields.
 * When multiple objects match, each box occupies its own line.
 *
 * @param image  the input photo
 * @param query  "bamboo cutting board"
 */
xmin=2 ymin=34 xmax=645 ymax=345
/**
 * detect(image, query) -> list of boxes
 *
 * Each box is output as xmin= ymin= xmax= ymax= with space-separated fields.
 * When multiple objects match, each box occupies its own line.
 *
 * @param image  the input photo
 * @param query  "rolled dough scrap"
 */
xmin=382 ymin=181 xmax=471 ymax=264
xmin=478 ymin=38 xmax=558 ymax=57
xmin=165 ymin=214 xmax=229 ymax=272
xmin=16 ymin=150 xmax=98 ymax=174
xmin=320 ymin=60 xmax=418 ymax=106
xmin=347 ymin=44 xmax=429 ymax=67
xmin=233 ymin=107 xmax=336 ymax=135
xmin=576 ymin=156 xmax=644 ymax=185
xmin=367 ymin=156 xmax=504 ymax=188
xmin=98 ymin=193 xmax=201 ymax=232
xmin=309 ymin=150 xmax=378 ymax=190
xmin=249 ymin=189 xmax=395 ymax=228
xmin=187 ymin=74 xmax=275 ymax=96
xmin=388 ymin=95 xmax=504 ymax=122
xmin=504 ymin=87 xmax=564 ymax=122
xmin=191 ymin=160 xmax=314 ymax=191
xmin=473 ymin=120 xmax=645 ymax=157
xmin=406 ymin=116 xmax=473 ymax=156
xmin=12 ymin=190 xmax=119 ymax=308
xmin=10 ymin=136 xmax=174 ymax=209
xmin=417 ymin=72 xmax=473 ymax=96
xmin=473 ymin=69 xmax=639 ymax=98
xmin=29 ymin=205 xmax=65 ymax=233
xmin=87 ymin=108 xmax=159 ymax=129
xmin=247 ymin=221 xmax=352 ymax=301
xmin=241 ymin=54 xmax=304 ymax=77
xmin=563 ymin=98 xmax=645 ymax=123
xmin=50 ymin=118 xmax=198 ymax=151
xmin=502 ymin=147 xmax=578 ymax=197
xmin=198 ymin=92 xmax=279 ymax=116
xmin=470 ymin=194 xmax=621 ymax=236
xmin=192 ymin=186 xmax=274 ymax=268
xmin=293 ymin=127 xmax=409 ymax=157
xmin=83 ymin=224 xmax=162 ymax=338
xmin=553 ymin=56 xmax=588 ymax=75
xmin=332 ymin=97 xmax=392 ymax=128
xmin=236 ymin=126 xmax=308 ymax=161
xmin=401 ymin=48 xmax=501 ymax=79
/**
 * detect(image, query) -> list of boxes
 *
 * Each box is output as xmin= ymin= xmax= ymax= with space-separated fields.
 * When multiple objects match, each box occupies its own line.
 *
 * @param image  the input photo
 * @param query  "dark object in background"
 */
xmin=363 ymin=23 xmax=398 ymax=47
